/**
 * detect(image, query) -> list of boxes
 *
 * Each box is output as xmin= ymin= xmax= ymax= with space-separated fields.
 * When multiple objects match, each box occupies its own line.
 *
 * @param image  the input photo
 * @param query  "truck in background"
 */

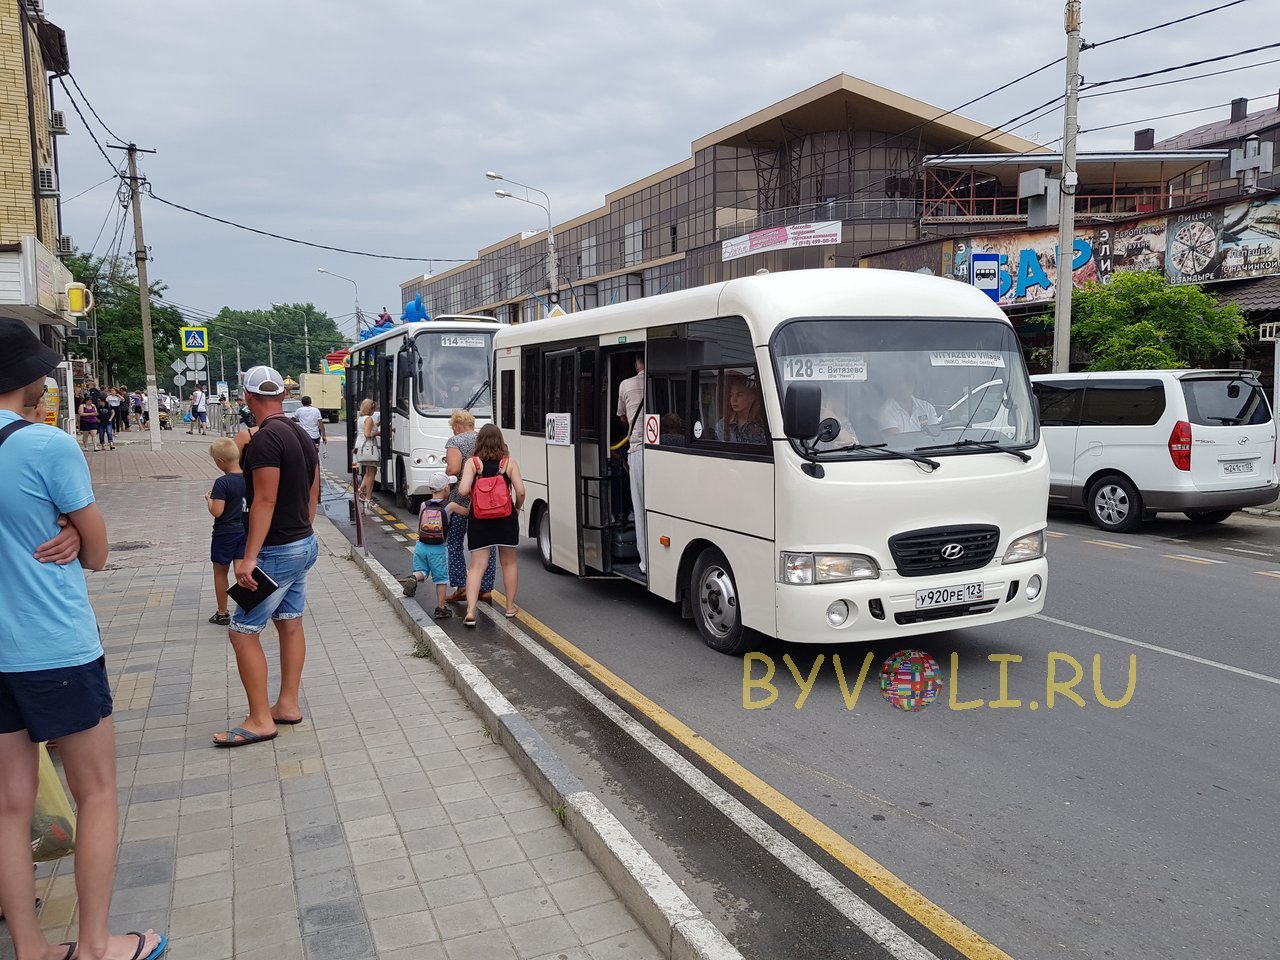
xmin=298 ymin=372 xmax=344 ymax=423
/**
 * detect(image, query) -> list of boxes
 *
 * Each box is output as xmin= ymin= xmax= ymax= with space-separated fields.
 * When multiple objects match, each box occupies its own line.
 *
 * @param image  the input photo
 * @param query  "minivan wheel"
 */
xmin=1185 ymin=509 xmax=1233 ymax=524
xmin=1087 ymin=476 xmax=1143 ymax=532
xmin=690 ymin=548 xmax=750 ymax=655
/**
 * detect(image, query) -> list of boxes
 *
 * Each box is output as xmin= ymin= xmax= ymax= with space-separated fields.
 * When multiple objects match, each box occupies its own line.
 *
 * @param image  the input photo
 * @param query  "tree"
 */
xmin=1048 ymin=271 xmax=1248 ymax=371
xmin=207 ymin=304 xmax=347 ymax=382
xmin=64 ymin=251 xmax=187 ymax=387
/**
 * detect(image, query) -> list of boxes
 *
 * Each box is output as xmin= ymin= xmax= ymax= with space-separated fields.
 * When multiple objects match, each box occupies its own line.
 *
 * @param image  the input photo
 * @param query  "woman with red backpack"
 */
xmin=457 ymin=424 xmax=525 ymax=627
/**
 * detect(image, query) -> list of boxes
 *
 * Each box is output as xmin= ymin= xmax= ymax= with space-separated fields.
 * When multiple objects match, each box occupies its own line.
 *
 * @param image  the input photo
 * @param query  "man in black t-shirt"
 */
xmin=214 ymin=365 xmax=320 ymax=748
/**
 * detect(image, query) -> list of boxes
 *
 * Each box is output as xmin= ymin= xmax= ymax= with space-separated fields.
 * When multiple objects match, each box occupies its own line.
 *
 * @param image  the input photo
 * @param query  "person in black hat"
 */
xmin=0 ymin=317 xmax=167 ymax=960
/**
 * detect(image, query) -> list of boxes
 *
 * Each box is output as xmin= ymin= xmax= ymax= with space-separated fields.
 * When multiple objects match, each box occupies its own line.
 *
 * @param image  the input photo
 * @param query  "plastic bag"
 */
xmin=31 ymin=744 xmax=76 ymax=862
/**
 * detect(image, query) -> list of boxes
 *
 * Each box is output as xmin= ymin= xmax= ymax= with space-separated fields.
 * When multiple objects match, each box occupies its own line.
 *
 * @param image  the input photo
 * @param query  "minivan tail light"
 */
xmin=1169 ymin=420 xmax=1192 ymax=471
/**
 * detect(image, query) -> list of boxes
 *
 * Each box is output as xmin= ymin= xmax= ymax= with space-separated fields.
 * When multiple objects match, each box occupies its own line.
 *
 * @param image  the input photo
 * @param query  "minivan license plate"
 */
xmin=915 ymin=582 xmax=984 ymax=609
xmin=1223 ymin=461 xmax=1255 ymax=475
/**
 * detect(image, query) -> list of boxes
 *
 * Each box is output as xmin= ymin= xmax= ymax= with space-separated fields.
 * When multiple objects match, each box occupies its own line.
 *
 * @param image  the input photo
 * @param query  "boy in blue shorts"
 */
xmin=205 ymin=437 xmax=246 ymax=625
xmin=402 ymin=472 xmax=463 ymax=619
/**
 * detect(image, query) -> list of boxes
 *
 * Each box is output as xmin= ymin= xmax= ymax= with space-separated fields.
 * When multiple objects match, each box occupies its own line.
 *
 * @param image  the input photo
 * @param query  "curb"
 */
xmin=323 ymin=520 xmax=742 ymax=960
xmin=1242 ymin=506 xmax=1280 ymax=520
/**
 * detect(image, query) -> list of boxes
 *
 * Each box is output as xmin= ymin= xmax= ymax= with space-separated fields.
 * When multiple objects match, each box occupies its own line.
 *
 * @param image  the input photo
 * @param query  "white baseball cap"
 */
xmin=243 ymin=365 xmax=286 ymax=396
xmin=428 ymin=472 xmax=456 ymax=492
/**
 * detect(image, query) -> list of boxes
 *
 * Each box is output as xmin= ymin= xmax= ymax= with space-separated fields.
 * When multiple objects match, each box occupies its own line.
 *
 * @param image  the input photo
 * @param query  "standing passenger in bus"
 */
xmin=443 ymin=410 xmax=496 ymax=604
xmin=457 ymin=425 xmax=525 ymax=627
xmin=616 ymin=355 xmax=646 ymax=573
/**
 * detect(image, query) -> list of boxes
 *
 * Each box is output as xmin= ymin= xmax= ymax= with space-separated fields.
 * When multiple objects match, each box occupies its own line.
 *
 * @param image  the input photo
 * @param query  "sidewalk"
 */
xmin=4 ymin=439 xmax=663 ymax=960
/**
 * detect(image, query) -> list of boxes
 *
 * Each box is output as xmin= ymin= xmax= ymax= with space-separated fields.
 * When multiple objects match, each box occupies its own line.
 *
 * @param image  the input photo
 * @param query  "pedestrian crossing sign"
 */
xmin=180 ymin=326 xmax=208 ymax=352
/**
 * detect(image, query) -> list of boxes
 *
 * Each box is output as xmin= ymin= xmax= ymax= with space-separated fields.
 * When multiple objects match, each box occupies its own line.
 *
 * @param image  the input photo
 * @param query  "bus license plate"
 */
xmin=915 ymin=582 xmax=983 ymax=609
xmin=1223 ymin=461 xmax=1254 ymax=475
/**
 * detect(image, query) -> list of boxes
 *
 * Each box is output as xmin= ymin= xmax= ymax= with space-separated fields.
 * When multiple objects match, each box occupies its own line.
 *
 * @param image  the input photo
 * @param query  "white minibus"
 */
xmin=493 ymin=269 xmax=1049 ymax=654
xmin=345 ymin=316 xmax=502 ymax=509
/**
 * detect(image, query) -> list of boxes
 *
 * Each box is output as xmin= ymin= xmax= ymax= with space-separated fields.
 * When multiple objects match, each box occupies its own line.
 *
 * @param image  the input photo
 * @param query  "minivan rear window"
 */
xmin=1080 ymin=380 xmax=1166 ymax=426
xmin=1181 ymin=377 xmax=1273 ymax=426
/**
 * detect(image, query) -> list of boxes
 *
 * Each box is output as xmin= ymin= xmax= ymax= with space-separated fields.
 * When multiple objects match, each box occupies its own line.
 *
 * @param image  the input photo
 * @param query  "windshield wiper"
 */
xmin=1207 ymin=416 xmax=1242 ymax=425
xmin=915 ymin=438 xmax=1031 ymax=462
xmin=816 ymin=441 xmax=940 ymax=469
xmin=462 ymin=380 xmax=490 ymax=411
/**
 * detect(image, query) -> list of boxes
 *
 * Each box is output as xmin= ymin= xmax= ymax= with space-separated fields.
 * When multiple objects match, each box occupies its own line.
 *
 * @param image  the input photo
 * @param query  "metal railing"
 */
xmin=716 ymin=199 xmax=921 ymax=242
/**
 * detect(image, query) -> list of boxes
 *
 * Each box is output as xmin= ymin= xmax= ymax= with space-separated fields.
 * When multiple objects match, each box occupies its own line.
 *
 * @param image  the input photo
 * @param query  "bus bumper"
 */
xmin=773 ymin=557 xmax=1048 ymax=644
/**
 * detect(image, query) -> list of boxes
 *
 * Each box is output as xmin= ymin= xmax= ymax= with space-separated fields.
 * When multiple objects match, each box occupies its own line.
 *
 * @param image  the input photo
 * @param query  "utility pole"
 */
xmin=111 ymin=143 xmax=162 ymax=450
xmin=1052 ymin=0 xmax=1083 ymax=374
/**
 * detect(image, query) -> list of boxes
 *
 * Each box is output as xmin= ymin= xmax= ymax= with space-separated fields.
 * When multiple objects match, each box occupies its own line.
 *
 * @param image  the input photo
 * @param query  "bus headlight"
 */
xmin=780 ymin=553 xmax=879 ymax=584
xmin=1001 ymin=531 xmax=1045 ymax=564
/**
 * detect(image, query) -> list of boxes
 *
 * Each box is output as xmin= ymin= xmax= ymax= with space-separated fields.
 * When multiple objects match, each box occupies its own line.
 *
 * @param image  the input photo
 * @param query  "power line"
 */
xmin=1080 ymin=93 xmax=1274 ymax=134
xmin=1083 ymin=0 xmax=1251 ymax=50
xmin=63 ymin=175 xmax=119 ymax=204
xmin=65 ymin=72 xmax=127 ymax=144
xmin=56 ymin=77 xmax=125 ymax=182
xmin=1082 ymin=41 xmax=1280 ymax=92
xmin=1080 ymin=55 xmax=1280 ymax=99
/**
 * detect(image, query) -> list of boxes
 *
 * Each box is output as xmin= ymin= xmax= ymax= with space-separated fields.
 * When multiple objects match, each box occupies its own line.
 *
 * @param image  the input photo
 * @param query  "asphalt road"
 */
xmin=322 ymin=436 xmax=1279 ymax=960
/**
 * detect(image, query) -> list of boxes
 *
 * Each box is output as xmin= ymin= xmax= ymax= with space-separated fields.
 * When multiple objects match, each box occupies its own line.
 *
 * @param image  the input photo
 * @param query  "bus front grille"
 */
xmin=888 ymin=525 xmax=1000 ymax=578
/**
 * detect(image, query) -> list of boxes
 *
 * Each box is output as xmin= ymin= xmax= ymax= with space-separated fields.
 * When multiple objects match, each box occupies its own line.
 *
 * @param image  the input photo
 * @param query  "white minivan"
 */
xmin=1031 ymin=370 xmax=1278 ymax=531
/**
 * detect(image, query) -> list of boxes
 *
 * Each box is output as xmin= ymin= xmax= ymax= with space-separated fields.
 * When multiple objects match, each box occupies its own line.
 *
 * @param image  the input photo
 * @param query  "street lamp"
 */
xmin=243 ymin=319 xmax=274 ymax=370
xmin=486 ymin=171 xmax=559 ymax=311
xmin=221 ymin=335 xmax=242 ymax=394
xmin=273 ymin=302 xmax=311 ymax=374
xmin=318 ymin=267 xmax=363 ymax=339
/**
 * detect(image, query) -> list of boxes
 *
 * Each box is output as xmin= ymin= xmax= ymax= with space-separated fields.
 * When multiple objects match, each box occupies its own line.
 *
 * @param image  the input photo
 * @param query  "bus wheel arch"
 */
xmin=395 ymin=458 xmax=410 ymax=510
xmin=676 ymin=539 xmax=716 ymax=619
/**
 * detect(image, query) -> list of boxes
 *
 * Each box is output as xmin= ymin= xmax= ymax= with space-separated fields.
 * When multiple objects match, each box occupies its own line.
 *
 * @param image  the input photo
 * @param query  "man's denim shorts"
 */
xmin=230 ymin=534 xmax=318 ymax=635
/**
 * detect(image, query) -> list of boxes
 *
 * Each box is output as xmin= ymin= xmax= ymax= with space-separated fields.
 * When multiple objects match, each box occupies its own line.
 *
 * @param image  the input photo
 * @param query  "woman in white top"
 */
xmin=353 ymin=398 xmax=380 ymax=509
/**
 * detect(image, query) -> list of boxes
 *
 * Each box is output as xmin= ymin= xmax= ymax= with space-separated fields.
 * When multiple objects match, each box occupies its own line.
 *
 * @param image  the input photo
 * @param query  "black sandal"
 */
xmin=208 ymin=612 xmax=231 ymax=625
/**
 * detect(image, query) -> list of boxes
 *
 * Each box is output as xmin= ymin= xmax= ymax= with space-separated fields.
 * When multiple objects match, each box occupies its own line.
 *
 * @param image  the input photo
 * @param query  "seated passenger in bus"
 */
xmin=715 ymin=372 xmax=768 ymax=444
xmin=877 ymin=370 xmax=939 ymax=437
xmin=660 ymin=413 xmax=686 ymax=446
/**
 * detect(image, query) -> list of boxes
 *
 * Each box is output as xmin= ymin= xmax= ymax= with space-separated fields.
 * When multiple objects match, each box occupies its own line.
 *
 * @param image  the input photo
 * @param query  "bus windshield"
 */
xmin=413 ymin=330 xmax=494 ymax=417
xmin=771 ymin=318 xmax=1037 ymax=458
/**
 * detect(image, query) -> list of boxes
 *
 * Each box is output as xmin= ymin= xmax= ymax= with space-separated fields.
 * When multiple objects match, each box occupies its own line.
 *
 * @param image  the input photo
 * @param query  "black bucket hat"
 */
xmin=0 ymin=317 xmax=62 ymax=394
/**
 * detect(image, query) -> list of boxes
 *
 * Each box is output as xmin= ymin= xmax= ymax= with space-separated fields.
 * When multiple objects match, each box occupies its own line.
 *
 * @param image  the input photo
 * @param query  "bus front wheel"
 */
xmin=691 ymin=548 xmax=748 ymax=655
xmin=395 ymin=460 xmax=410 ymax=510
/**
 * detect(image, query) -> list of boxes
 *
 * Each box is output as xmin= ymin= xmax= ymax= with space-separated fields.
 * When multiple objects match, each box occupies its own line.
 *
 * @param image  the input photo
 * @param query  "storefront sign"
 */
xmin=722 ymin=220 xmax=842 ymax=262
xmin=862 ymin=196 xmax=1280 ymax=303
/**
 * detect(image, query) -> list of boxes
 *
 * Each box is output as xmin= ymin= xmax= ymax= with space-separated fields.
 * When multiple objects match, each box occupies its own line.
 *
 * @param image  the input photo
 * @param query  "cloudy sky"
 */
xmin=50 ymin=0 xmax=1275 ymax=341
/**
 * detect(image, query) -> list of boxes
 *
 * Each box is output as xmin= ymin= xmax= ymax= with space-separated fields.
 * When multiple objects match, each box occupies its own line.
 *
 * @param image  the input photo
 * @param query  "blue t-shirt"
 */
xmin=0 ymin=410 xmax=102 ymax=672
xmin=210 ymin=472 xmax=246 ymax=535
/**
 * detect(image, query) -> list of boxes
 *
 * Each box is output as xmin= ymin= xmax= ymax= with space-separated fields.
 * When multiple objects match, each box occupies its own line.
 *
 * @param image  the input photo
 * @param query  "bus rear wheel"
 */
xmin=691 ymin=548 xmax=749 ymax=655
xmin=537 ymin=507 xmax=560 ymax=573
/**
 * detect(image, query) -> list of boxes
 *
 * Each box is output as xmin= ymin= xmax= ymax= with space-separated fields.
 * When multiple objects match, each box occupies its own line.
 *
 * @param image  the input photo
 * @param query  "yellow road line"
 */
xmin=491 ymin=591 xmax=1014 ymax=960
xmin=1044 ymin=530 xmax=1069 ymax=538
xmin=393 ymin=522 xmax=409 ymax=530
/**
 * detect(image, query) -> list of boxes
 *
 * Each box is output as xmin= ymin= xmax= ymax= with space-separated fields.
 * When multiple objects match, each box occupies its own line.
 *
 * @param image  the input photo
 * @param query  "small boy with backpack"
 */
xmin=402 ymin=472 xmax=464 ymax=618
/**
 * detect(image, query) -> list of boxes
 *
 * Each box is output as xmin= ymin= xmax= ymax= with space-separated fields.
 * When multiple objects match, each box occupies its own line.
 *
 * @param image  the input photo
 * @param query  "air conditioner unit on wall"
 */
xmin=49 ymin=111 xmax=67 ymax=135
xmin=24 ymin=0 xmax=44 ymax=18
xmin=37 ymin=167 xmax=58 ymax=197
xmin=56 ymin=235 xmax=74 ymax=257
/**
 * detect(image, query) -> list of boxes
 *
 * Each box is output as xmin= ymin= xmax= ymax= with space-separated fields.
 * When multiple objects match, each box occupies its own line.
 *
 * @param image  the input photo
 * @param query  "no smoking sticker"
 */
xmin=644 ymin=414 xmax=660 ymax=445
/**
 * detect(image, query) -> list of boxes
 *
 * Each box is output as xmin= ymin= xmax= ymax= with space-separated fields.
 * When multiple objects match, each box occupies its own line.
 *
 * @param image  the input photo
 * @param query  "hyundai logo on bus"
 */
xmin=940 ymin=543 xmax=965 ymax=560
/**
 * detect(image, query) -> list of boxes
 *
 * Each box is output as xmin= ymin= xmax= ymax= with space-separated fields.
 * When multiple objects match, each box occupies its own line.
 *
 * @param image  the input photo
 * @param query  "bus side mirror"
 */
xmin=783 ymin=383 xmax=821 ymax=440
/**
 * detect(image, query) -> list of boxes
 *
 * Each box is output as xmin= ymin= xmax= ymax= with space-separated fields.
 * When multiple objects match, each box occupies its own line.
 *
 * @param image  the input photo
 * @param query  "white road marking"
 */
xmin=1044 ymin=531 xmax=1070 ymax=539
xmin=1257 ymin=571 xmax=1280 ymax=579
xmin=478 ymin=606 xmax=943 ymax=960
xmin=1164 ymin=554 xmax=1227 ymax=565
xmin=1083 ymin=539 xmax=1142 ymax=550
xmin=392 ymin=534 xmax=407 ymax=542
xmin=1033 ymin=613 xmax=1280 ymax=687
xmin=1225 ymin=546 xmax=1274 ymax=557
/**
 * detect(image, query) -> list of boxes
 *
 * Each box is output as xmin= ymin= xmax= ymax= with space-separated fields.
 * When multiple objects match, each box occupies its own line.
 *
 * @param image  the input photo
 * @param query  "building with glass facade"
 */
xmin=400 ymin=74 xmax=1043 ymax=322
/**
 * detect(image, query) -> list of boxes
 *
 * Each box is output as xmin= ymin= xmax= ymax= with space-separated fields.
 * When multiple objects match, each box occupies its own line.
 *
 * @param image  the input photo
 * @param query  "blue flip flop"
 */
xmin=128 ymin=931 xmax=168 ymax=960
xmin=212 ymin=727 xmax=277 ymax=748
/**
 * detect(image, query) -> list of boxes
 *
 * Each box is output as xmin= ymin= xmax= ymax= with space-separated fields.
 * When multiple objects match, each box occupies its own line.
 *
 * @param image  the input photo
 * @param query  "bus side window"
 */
xmin=500 ymin=369 xmax=515 ymax=429
xmin=521 ymin=349 xmax=542 ymax=433
xmin=395 ymin=347 xmax=412 ymax=415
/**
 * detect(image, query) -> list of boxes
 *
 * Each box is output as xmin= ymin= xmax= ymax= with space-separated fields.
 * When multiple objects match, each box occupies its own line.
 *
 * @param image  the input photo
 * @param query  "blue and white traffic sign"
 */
xmin=180 ymin=326 xmax=208 ymax=352
xmin=970 ymin=253 xmax=1002 ymax=303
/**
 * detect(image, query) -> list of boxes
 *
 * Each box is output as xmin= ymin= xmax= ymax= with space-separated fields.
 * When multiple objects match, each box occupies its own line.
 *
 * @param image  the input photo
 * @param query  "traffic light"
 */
xmin=65 ymin=283 xmax=94 ymax=317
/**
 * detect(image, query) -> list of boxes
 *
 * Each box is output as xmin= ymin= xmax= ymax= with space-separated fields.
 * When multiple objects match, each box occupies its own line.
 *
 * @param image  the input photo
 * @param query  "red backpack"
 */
xmin=470 ymin=457 xmax=512 ymax=519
